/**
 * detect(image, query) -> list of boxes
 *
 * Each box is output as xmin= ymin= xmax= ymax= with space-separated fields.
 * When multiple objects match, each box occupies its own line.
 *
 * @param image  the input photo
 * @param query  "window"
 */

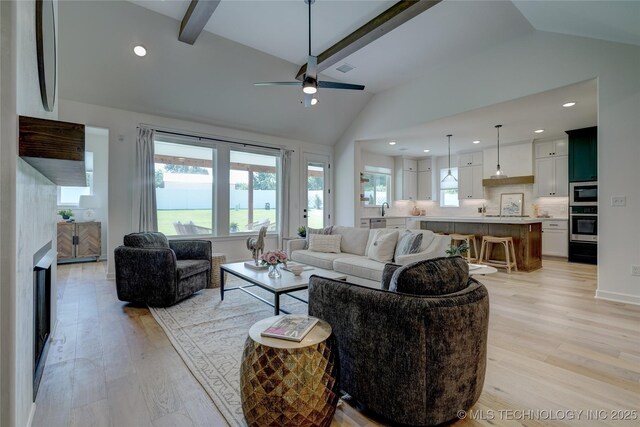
xmin=155 ymin=141 xmax=215 ymax=236
xmin=362 ymin=167 xmax=391 ymax=207
xmin=440 ymin=167 xmax=459 ymax=207
xmin=229 ymin=150 xmax=279 ymax=234
xmin=58 ymin=152 xmax=93 ymax=205
xmin=154 ymin=136 xmax=281 ymax=237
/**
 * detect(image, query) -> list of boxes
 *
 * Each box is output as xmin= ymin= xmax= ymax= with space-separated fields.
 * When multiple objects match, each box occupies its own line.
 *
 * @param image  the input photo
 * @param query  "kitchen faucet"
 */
xmin=381 ymin=202 xmax=390 ymax=217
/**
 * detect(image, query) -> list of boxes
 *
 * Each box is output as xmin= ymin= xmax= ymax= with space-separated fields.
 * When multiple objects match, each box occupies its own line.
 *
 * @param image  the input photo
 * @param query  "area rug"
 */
xmin=149 ymin=280 xmax=308 ymax=427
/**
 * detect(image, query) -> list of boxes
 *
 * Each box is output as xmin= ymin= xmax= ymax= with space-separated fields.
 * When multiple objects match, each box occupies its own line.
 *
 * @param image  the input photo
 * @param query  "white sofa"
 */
xmin=286 ymin=226 xmax=451 ymax=288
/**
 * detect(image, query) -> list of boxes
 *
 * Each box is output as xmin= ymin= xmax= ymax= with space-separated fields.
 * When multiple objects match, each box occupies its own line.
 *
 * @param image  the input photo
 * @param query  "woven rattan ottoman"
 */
xmin=210 ymin=253 xmax=226 ymax=288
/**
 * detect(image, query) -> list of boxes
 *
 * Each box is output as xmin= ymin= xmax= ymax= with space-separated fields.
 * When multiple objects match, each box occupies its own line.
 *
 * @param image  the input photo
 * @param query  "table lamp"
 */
xmin=78 ymin=195 xmax=101 ymax=221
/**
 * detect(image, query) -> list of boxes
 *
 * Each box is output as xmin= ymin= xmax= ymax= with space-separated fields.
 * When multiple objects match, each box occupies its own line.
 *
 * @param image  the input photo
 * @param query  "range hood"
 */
xmin=19 ymin=116 xmax=86 ymax=186
xmin=482 ymin=175 xmax=534 ymax=187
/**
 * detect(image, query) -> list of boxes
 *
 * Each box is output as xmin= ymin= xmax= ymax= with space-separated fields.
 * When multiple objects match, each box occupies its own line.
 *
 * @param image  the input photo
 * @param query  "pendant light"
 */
xmin=442 ymin=134 xmax=457 ymax=182
xmin=491 ymin=124 xmax=507 ymax=179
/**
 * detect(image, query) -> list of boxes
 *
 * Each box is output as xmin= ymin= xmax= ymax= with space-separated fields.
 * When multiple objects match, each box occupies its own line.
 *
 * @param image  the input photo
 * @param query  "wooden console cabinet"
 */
xmin=57 ymin=222 xmax=101 ymax=262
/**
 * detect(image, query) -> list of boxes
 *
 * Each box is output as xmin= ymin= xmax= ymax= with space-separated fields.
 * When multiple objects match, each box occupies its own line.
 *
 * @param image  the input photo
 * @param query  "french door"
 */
xmin=302 ymin=154 xmax=330 ymax=228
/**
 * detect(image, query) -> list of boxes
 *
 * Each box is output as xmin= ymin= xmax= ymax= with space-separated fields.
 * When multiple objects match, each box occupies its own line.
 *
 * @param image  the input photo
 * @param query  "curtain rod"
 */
xmin=137 ymin=124 xmax=291 ymax=153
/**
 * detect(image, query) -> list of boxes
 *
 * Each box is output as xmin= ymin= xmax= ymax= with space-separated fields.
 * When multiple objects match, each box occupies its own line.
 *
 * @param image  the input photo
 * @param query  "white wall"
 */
xmin=58 ymin=100 xmax=332 ymax=278
xmin=1 ymin=1 xmax=61 ymax=426
xmin=334 ymin=30 xmax=640 ymax=304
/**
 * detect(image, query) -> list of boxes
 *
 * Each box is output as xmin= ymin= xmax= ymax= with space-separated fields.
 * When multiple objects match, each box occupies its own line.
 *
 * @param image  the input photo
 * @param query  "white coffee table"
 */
xmin=220 ymin=262 xmax=346 ymax=315
xmin=469 ymin=263 xmax=498 ymax=276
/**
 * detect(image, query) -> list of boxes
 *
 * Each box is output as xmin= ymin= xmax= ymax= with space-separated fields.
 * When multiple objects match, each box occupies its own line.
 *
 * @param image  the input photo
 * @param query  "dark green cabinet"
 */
xmin=567 ymin=126 xmax=597 ymax=182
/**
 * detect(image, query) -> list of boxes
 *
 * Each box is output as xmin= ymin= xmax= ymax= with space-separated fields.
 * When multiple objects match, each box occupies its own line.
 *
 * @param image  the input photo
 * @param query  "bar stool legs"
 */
xmin=479 ymin=236 xmax=518 ymax=273
xmin=450 ymin=234 xmax=478 ymax=263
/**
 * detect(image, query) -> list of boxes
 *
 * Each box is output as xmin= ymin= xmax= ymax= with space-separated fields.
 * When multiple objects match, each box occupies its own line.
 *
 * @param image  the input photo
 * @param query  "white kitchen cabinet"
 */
xmin=406 ymin=218 xmax=421 ymax=229
xmin=395 ymin=157 xmax=418 ymax=200
xmin=458 ymin=165 xmax=484 ymax=199
xmin=418 ymin=158 xmax=432 ymax=172
xmin=535 ymin=156 xmax=568 ymax=197
xmin=402 ymin=170 xmax=418 ymax=200
xmin=402 ymin=159 xmax=418 ymax=171
xmin=542 ymin=220 xmax=568 ymax=257
xmin=458 ymin=151 xmax=483 ymax=167
xmin=535 ymin=139 xmax=568 ymax=158
xmin=386 ymin=218 xmax=407 ymax=229
xmin=417 ymin=170 xmax=433 ymax=200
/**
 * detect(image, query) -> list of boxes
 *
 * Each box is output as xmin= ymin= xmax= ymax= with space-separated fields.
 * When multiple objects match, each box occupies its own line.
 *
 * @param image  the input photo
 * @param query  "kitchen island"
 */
xmin=419 ymin=217 xmax=542 ymax=272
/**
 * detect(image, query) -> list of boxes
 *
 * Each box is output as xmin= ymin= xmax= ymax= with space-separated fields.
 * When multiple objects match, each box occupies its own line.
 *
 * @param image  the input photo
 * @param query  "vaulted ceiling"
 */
xmin=58 ymin=1 xmax=640 ymax=146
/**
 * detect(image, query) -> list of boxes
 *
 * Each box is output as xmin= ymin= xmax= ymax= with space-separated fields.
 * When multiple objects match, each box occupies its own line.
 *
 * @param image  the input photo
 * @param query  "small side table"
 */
xmin=210 ymin=253 xmax=226 ymax=288
xmin=240 ymin=316 xmax=340 ymax=427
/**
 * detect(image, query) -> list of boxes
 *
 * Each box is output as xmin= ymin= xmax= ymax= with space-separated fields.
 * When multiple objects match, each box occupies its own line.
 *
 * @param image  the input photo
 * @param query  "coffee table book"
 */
xmin=243 ymin=261 xmax=268 ymax=270
xmin=260 ymin=315 xmax=319 ymax=342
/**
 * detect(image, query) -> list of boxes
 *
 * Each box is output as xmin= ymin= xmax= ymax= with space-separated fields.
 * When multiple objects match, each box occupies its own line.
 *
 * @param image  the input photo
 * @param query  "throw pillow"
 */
xmin=124 ymin=232 xmax=170 ymax=249
xmin=389 ymin=256 xmax=469 ymax=296
xmin=305 ymin=225 xmax=333 ymax=249
xmin=368 ymin=230 xmax=399 ymax=263
xmin=394 ymin=230 xmax=423 ymax=260
xmin=308 ymin=234 xmax=342 ymax=253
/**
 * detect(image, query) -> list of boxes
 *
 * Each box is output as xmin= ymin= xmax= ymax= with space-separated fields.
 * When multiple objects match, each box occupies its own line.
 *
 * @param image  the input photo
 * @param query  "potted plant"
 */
xmin=58 ymin=209 xmax=74 ymax=221
xmin=230 ymin=222 xmax=239 ymax=233
xmin=297 ymin=226 xmax=306 ymax=238
xmin=446 ymin=242 xmax=469 ymax=258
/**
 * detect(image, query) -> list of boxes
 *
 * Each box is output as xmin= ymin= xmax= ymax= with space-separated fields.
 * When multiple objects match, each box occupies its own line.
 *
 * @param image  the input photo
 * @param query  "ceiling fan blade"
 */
xmin=306 ymin=55 xmax=317 ymax=80
xmin=318 ymin=81 xmax=365 ymax=91
xmin=303 ymin=93 xmax=313 ymax=108
xmin=254 ymin=81 xmax=301 ymax=86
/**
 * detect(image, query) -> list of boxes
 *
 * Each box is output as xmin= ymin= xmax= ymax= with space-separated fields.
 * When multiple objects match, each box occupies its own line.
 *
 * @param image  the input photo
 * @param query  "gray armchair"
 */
xmin=308 ymin=257 xmax=489 ymax=426
xmin=114 ymin=232 xmax=212 ymax=306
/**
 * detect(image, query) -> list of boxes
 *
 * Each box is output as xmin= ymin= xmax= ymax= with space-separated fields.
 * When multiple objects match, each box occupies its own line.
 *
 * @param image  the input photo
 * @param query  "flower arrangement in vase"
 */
xmin=260 ymin=250 xmax=288 ymax=278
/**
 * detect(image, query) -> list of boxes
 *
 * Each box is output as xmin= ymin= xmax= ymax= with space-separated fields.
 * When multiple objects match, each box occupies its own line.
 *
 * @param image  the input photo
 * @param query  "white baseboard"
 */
xmin=26 ymin=402 xmax=36 ymax=427
xmin=595 ymin=289 xmax=640 ymax=306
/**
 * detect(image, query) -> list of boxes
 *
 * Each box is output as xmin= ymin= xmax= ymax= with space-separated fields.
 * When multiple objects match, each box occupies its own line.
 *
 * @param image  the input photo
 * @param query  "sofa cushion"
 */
xmin=291 ymin=250 xmax=358 ymax=270
xmin=365 ymin=229 xmax=398 ymax=256
xmin=416 ymin=230 xmax=436 ymax=251
xmin=394 ymin=230 xmax=423 ymax=259
xmin=176 ymin=259 xmax=210 ymax=280
xmin=305 ymin=225 xmax=333 ymax=249
xmin=390 ymin=256 xmax=469 ymax=296
xmin=332 ymin=226 xmax=370 ymax=255
xmin=333 ymin=257 xmax=387 ymax=282
xmin=309 ymin=234 xmax=342 ymax=253
xmin=368 ymin=230 xmax=398 ymax=263
xmin=124 ymin=232 xmax=170 ymax=249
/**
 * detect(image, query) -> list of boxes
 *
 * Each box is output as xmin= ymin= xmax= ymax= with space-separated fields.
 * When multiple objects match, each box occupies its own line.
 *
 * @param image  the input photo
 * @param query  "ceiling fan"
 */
xmin=254 ymin=0 xmax=365 ymax=107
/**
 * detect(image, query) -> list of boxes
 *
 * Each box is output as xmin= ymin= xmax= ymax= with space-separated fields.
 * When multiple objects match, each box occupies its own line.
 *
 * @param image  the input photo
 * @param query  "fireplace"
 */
xmin=33 ymin=242 xmax=55 ymax=400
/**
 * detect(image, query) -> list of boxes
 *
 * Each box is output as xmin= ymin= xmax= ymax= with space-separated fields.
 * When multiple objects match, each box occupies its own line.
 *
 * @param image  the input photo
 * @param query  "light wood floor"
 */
xmin=33 ymin=259 xmax=639 ymax=427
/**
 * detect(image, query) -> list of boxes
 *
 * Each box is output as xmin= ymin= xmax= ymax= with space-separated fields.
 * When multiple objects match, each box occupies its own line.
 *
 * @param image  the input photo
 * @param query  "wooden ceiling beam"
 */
xmin=179 ymin=0 xmax=221 ymax=45
xmin=295 ymin=0 xmax=441 ymax=80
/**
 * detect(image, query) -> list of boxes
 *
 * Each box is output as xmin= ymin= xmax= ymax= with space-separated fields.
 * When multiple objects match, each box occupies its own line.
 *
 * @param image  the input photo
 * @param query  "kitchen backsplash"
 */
xmin=362 ymin=184 xmax=568 ymax=218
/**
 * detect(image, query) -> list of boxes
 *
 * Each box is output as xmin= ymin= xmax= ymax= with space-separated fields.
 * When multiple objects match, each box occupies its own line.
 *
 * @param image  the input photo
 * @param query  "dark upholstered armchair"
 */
xmin=308 ymin=257 xmax=489 ymax=426
xmin=114 ymin=232 xmax=212 ymax=307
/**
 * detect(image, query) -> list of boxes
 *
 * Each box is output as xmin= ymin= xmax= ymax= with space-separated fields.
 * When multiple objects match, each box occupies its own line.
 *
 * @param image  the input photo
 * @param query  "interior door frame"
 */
xmin=301 ymin=153 xmax=332 ymax=228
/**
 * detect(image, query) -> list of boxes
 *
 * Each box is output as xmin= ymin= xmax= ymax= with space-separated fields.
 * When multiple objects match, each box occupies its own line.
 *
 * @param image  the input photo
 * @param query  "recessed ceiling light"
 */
xmin=473 ymin=140 xmax=480 ymax=144
xmin=562 ymin=102 xmax=576 ymax=107
xmin=423 ymin=149 xmax=430 ymax=153
xmin=133 ymin=45 xmax=147 ymax=57
xmin=534 ymin=129 xmax=545 ymax=133
xmin=388 ymin=141 xmax=396 ymax=145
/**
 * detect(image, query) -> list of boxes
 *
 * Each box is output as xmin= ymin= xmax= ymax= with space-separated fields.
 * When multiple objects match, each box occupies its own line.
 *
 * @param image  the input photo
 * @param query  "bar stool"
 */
xmin=450 ymin=234 xmax=478 ymax=263
xmin=478 ymin=236 xmax=518 ymax=273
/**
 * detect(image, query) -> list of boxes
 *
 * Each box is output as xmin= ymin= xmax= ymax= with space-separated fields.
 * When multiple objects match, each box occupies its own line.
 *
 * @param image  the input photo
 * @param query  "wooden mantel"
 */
xmin=19 ymin=116 xmax=86 ymax=186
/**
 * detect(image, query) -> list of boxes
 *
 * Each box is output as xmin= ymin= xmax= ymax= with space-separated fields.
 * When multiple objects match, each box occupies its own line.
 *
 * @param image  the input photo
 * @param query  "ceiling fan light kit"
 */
xmin=253 ymin=0 xmax=364 ymax=107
